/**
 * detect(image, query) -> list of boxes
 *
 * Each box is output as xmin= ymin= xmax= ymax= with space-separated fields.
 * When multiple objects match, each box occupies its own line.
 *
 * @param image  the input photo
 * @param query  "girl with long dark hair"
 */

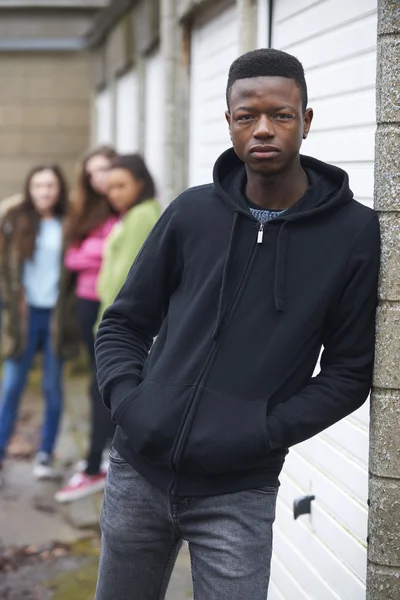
xmin=55 ymin=146 xmax=118 ymax=502
xmin=0 ymin=165 xmax=79 ymax=480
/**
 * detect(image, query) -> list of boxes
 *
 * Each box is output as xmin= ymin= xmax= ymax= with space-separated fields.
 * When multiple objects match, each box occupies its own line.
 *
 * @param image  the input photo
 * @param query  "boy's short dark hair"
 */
xmin=226 ymin=48 xmax=308 ymax=113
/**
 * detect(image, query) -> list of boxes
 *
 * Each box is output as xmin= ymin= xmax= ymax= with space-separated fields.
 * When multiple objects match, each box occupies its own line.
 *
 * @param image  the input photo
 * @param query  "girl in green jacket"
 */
xmin=96 ymin=154 xmax=160 ymax=328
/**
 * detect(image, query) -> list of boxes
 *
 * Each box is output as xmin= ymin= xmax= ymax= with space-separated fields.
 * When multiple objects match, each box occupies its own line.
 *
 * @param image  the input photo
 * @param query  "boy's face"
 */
xmin=226 ymin=76 xmax=313 ymax=177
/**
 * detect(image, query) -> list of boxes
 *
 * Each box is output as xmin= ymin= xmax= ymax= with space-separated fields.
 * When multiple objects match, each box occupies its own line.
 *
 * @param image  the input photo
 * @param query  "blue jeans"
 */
xmin=95 ymin=448 xmax=277 ymax=600
xmin=0 ymin=306 xmax=63 ymax=459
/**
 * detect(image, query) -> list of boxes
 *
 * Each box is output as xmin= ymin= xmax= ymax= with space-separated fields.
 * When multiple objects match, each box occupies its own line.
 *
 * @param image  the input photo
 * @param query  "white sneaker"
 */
xmin=75 ymin=457 xmax=109 ymax=474
xmin=75 ymin=458 xmax=88 ymax=472
xmin=33 ymin=452 xmax=59 ymax=480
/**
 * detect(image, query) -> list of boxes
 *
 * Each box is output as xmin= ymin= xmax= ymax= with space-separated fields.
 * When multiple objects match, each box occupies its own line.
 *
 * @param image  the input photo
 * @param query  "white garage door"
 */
xmin=261 ymin=1 xmax=378 ymax=599
xmin=144 ymin=49 xmax=165 ymax=205
xmin=115 ymin=69 xmax=139 ymax=154
xmin=94 ymin=87 xmax=113 ymax=146
xmin=188 ymin=1 xmax=239 ymax=186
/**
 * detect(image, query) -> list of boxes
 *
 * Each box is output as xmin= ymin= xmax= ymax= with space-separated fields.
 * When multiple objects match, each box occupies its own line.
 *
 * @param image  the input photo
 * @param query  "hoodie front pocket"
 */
xmin=181 ymin=386 xmax=269 ymax=474
xmin=116 ymin=380 xmax=194 ymax=465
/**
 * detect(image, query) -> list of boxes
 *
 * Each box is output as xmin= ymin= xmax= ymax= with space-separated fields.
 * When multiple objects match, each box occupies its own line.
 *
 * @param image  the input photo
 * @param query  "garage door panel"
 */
xmin=303 ymin=127 xmax=375 ymax=163
xmin=278 ymin=476 xmax=367 ymax=582
xmin=144 ymin=50 xmax=165 ymax=204
xmin=189 ymin=3 xmax=238 ymax=187
xmin=276 ymin=488 xmax=367 ymax=599
xmin=274 ymin=0 xmax=324 ymax=24
xmin=296 ymin=436 xmax=369 ymax=506
xmin=273 ymin=521 xmax=345 ymax=600
xmin=336 ymin=163 xmax=374 ymax=201
xmin=115 ymin=70 xmax=139 ymax=153
xmin=273 ymin=0 xmax=376 ymax=49
xmin=310 ymin=89 xmax=375 ymax=130
xmin=197 ymin=121 xmax=230 ymax=140
xmin=279 ymin=13 xmax=377 ymax=70
xmin=263 ymin=2 xmax=377 ymax=596
xmin=307 ymin=51 xmax=376 ymax=100
xmin=198 ymin=34 xmax=239 ymax=60
xmin=269 ymin=557 xmax=310 ymax=600
xmin=95 ymin=88 xmax=113 ymax=145
xmin=320 ymin=419 xmax=369 ymax=468
xmin=197 ymin=59 xmax=234 ymax=85
xmin=348 ymin=399 xmax=370 ymax=430
xmin=283 ymin=450 xmax=369 ymax=545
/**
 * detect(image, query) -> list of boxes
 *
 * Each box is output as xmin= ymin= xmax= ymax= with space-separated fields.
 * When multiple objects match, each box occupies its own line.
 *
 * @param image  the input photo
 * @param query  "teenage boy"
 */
xmin=95 ymin=48 xmax=380 ymax=600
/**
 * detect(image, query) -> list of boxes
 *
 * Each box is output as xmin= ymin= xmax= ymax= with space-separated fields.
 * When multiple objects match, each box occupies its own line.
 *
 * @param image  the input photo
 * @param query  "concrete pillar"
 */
xmin=237 ymin=0 xmax=257 ymax=53
xmin=367 ymin=1 xmax=400 ymax=598
xmin=136 ymin=54 xmax=146 ymax=155
xmin=160 ymin=0 xmax=189 ymax=205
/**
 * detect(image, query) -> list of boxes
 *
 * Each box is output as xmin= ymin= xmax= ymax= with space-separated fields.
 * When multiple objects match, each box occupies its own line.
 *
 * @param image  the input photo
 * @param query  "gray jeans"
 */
xmin=95 ymin=448 xmax=277 ymax=600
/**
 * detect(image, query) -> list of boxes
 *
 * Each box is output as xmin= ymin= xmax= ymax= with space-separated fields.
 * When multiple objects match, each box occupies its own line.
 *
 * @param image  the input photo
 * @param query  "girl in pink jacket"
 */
xmin=55 ymin=146 xmax=118 ymax=503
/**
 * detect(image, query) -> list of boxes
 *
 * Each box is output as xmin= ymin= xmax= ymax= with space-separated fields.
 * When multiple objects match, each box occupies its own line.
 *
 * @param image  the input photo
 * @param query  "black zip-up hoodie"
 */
xmin=95 ymin=148 xmax=380 ymax=496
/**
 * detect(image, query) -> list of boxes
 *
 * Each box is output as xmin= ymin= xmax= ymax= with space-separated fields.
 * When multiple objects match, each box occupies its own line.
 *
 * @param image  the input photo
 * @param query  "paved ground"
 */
xmin=0 ymin=374 xmax=193 ymax=600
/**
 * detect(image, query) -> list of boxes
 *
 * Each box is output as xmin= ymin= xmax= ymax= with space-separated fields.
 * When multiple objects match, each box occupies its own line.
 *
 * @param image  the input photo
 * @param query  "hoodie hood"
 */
xmin=213 ymin=147 xmax=354 ymax=221
xmin=211 ymin=148 xmax=354 ymax=320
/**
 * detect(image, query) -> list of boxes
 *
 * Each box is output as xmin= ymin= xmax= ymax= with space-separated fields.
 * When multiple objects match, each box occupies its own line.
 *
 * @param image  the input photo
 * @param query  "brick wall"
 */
xmin=0 ymin=52 xmax=91 ymax=200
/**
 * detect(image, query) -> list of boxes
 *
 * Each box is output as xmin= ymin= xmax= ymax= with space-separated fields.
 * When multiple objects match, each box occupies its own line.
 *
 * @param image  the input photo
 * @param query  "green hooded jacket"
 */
xmin=96 ymin=198 xmax=160 ymax=330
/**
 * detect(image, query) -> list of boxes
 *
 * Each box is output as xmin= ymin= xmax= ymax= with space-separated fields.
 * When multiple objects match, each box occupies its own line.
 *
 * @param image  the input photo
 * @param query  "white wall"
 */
xmin=188 ymin=2 xmax=239 ymax=186
xmin=261 ymin=1 xmax=378 ymax=598
xmin=257 ymin=0 xmax=270 ymax=49
xmin=273 ymin=0 xmax=377 ymax=208
xmin=144 ymin=49 xmax=165 ymax=204
xmin=115 ymin=69 xmax=139 ymax=154
xmin=94 ymin=87 xmax=113 ymax=145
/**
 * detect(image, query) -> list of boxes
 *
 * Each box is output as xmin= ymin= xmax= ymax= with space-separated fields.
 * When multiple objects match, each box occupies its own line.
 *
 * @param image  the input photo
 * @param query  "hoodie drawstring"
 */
xmin=274 ymin=221 xmax=290 ymax=312
xmin=212 ymin=212 xmax=239 ymax=341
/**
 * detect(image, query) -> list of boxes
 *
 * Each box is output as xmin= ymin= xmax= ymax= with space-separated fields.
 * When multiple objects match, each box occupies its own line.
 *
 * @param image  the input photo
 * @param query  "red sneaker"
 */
xmin=54 ymin=471 xmax=106 ymax=503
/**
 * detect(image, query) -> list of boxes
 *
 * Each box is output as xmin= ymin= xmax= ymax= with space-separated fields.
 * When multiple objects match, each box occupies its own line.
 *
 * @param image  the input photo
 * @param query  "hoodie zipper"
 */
xmin=169 ymin=223 xmax=265 ymax=494
xmin=257 ymin=223 xmax=264 ymax=244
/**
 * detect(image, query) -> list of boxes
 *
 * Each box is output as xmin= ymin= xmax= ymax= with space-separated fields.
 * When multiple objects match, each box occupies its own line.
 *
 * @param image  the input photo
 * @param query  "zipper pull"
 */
xmin=257 ymin=223 xmax=264 ymax=244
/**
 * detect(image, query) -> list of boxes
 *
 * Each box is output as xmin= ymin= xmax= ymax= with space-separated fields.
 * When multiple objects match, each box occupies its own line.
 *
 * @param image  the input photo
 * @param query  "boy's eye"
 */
xmin=276 ymin=114 xmax=294 ymax=120
xmin=237 ymin=115 xmax=253 ymax=121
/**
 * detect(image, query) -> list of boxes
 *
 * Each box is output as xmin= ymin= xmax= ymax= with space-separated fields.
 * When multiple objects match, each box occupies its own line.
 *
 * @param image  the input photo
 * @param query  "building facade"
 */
xmin=0 ymin=1 xmax=109 ymax=197
xmin=91 ymin=1 xmax=378 ymax=598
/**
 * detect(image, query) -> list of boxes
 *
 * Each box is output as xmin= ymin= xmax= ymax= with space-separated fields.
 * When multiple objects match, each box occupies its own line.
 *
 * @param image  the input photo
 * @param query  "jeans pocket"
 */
xmin=109 ymin=447 xmax=128 ymax=465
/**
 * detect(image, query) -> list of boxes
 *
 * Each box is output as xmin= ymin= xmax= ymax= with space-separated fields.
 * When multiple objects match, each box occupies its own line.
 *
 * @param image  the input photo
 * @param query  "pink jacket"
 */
xmin=65 ymin=216 xmax=118 ymax=301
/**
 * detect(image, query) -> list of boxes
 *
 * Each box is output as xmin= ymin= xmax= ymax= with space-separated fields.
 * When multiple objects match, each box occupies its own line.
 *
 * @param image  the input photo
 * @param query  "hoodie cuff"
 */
xmin=109 ymin=378 xmax=141 ymax=420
